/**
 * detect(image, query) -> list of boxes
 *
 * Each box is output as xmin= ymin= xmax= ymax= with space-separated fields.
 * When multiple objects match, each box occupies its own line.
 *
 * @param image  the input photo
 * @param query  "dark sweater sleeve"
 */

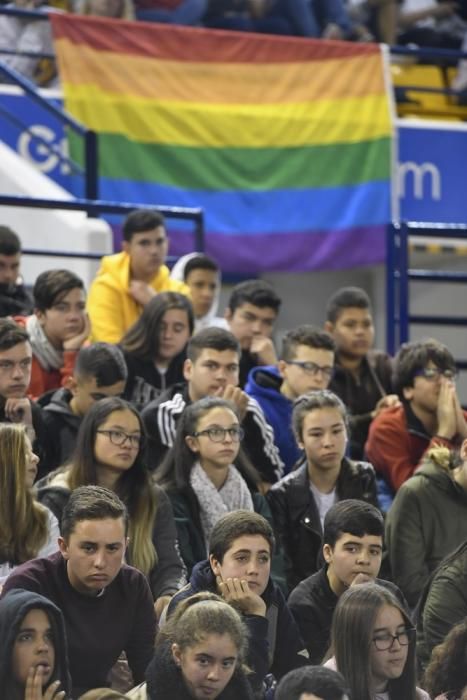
xmin=243 ymin=614 xmax=270 ymax=692
xmin=243 ymin=398 xmax=284 ymax=484
xmin=141 ymin=402 xmax=169 ymax=472
xmin=149 ymin=487 xmax=187 ymax=599
xmin=125 ymin=575 xmax=157 ymax=683
xmin=271 ymin=591 xmax=309 ymax=679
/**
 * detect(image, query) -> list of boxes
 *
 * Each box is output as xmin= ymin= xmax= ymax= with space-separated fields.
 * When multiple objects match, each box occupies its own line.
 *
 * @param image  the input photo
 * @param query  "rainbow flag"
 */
xmin=51 ymin=16 xmax=394 ymax=273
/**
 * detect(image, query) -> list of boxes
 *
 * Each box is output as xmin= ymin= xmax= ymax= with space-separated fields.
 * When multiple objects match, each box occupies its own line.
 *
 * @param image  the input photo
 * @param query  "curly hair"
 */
xmin=423 ymin=619 xmax=467 ymax=699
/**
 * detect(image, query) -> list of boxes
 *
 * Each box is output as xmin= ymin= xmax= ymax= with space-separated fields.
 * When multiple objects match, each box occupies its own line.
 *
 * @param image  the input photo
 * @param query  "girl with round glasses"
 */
xmin=37 ymin=397 xmax=186 ymax=619
xmin=325 ymin=582 xmax=429 ymax=700
xmin=156 ymin=397 xmax=260 ymax=573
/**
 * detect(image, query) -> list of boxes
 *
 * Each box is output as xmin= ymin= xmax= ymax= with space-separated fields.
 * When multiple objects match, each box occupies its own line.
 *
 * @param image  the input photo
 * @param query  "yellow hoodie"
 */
xmin=87 ymin=251 xmax=189 ymax=343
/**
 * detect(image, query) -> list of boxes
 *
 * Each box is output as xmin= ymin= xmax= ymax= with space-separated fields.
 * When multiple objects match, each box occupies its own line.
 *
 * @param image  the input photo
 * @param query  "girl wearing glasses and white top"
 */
xmin=37 ymin=397 xmax=186 ymax=618
xmin=155 ymin=396 xmax=262 ymax=574
xmin=325 ymin=582 xmax=430 ymax=700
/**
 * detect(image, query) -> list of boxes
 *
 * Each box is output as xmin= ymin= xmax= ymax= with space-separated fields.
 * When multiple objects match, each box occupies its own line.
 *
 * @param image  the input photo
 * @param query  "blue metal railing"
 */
xmin=386 ymin=223 xmax=467 ymax=369
xmin=0 ymin=194 xmax=205 ymax=252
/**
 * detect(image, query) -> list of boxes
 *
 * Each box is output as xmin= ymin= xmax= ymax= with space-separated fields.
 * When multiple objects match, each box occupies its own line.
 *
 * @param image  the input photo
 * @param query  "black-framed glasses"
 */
xmin=285 ymin=360 xmax=333 ymax=379
xmin=372 ymin=628 xmax=415 ymax=651
xmin=96 ymin=429 xmax=142 ymax=448
xmin=415 ymin=367 xmax=457 ymax=381
xmin=192 ymin=426 xmax=244 ymax=443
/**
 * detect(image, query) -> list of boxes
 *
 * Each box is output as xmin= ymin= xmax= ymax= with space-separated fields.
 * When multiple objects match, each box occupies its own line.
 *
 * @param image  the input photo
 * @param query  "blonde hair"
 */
xmin=0 ymin=423 xmax=48 ymax=563
xmin=426 ymin=445 xmax=460 ymax=472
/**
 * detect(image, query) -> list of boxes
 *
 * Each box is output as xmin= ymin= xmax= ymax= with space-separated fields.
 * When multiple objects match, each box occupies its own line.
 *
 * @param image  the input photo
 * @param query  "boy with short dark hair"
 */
xmin=0 ymin=225 xmax=33 ymax=317
xmin=88 ymin=209 xmax=189 ymax=343
xmin=288 ymin=499 xmax=405 ymax=664
xmin=366 ymin=338 xmax=467 ymax=492
xmin=167 ymin=510 xmax=308 ymax=689
xmin=171 ymin=253 xmax=225 ymax=332
xmin=42 ymin=343 xmax=128 ymax=468
xmin=0 ymin=318 xmax=53 ymax=477
xmin=246 ymin=325 xmax=335 ymax=471
xmin=1 ymin=485 xmax=156 ymax=697
xmin=15 ymin=269 xmax=89 ymax=399
xmin=325 ymin=286 xmax=399 ymax=459
xmin=224 ymin=279 xmax=282 ymax=387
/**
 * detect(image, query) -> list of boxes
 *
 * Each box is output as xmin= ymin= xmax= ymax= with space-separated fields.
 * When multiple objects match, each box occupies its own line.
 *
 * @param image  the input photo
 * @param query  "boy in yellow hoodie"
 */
xmin=88 ymin=209 xmax=189 ymax=343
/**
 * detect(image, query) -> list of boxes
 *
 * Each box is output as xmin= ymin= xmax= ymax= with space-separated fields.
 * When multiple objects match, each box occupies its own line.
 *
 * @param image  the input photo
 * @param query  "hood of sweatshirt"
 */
xmin=0 ymin=588 xmax=71 ymax=696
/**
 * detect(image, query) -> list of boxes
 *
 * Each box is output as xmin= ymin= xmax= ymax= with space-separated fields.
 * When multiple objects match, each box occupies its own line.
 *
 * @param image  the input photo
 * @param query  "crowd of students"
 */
xmin=0 ymin=212 xmax=467 ymax=699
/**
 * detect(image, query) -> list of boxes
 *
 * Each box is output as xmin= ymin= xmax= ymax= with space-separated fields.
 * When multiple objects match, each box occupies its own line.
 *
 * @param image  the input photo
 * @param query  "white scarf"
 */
xmin=190 ymin=461 xmax=254 ymax=553
xmin=26 ymin=315 xmax=63 ymax=371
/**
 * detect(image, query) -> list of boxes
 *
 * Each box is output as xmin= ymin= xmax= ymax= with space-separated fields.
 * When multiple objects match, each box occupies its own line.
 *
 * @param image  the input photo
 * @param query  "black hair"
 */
xmin=292 ymin=389 xmax=348 ymax=442
xmin=393 ymin=338 xmax=456 ymax=397
xmin=281 ymin=324 xmax=336 ymax=361
xmin=187 ymin=327 xmax=240 ymax=363
xmin=183 ymin=254 xmax=219 ymax=280
xmin=0 ymin=318 xmax=30 ymax=351
xmin=120 ymin=292 xmax=194 ymax=362
xmin=326 ymin=286 xmax=371 ymax=324
xmin=209 ymin=510 xmax=275 ymax=564
xmin=275 ymin=665 xmax=350 ymax=700
xmin=33 ymin=269 xmax=84 ymax=311
xmin=122 ymin=209 xmax=165 ymax=242
xmin=75 ymin=343 xmax=127 ymax=387
xmin=0 ymin=226 xmax=21 ymax=256
xmin=60 ymin=484 xmax=129 ymax=540
xmin=226 ymin=279 xmax=281 ymax=314
xmin=323 ymin=499 xmax=384 ymax=549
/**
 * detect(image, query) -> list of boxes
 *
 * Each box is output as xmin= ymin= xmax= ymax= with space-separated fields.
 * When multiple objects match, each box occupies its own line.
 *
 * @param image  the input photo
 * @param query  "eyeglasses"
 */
xmin=96 ymin=429 xmax=142 ymax=448
xmin=192 ymin=426 xmax=244 ymax=443
xmin=372 ymin=628 xmax=415 ymax=651
xmin=415 ymin=367 xmax=457 ymax=381
xmin=285 ymin=360 xmax=333 ymax=379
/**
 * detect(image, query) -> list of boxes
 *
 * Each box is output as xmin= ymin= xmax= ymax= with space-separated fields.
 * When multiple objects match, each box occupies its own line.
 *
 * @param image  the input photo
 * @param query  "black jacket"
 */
xmin=142 ymin=382 xmax=284 ymax=483
xmin=329 ymin=350 xmax=393 ymax=459
xmin=42 ymin=388 xmax=81 ymax=469
xmin=0 ymin=588 xmax=71 ymax=697
xmin=267 ymin=458 xmax=379 ymax=591
xmin=146 ymin=639 xmax=255 ymax=699
xmin=288 ymin=565 xmax=407 ymax=664
xmin=168 ymin=560 xmax=308 ymax=685
xmin=122 ymin=348 xmax=187 ymax=412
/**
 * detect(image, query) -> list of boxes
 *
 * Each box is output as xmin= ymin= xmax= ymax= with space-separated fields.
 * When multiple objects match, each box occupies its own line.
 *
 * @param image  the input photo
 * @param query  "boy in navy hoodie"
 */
xmin=166 ymin=510 xmax=308 ymax=692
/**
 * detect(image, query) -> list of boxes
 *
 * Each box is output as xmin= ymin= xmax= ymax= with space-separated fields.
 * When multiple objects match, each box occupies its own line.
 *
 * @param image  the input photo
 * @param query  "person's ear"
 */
xmin=278 ymin=359 xmax=288 ymax=379
xmin=183 ymin=358 xmax=193 ymax=382
xmin=185 ymin=434 xmax=199 ymax=454
xmin=122 ymin=239 xmax=130 ymax=254
xmin=209 ymin=554 xmax=221 ymax=576
xmin=323 ymin=543 xmax=333 ymax=565
xmin=224 ymin=307 xmax=232 ymax=322
xmin=324 ymin=321 xmax=334 ymax=335
xmin=58 ymin=537 xmax=69 ymax=559
xmin=172 ymin=643 xmax=182 ymax=666
xmin=402 ymin=385 xmax=414 ymax=402
xmin=65 ymin=376 xmax=78 ymax=395
xmin=35 ymin=309 xmax=46 ymax=327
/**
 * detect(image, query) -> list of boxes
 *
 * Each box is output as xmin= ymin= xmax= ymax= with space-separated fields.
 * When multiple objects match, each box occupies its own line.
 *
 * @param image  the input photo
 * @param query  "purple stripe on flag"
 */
xmin=167 ymin=225 xmax=387 ymax=274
